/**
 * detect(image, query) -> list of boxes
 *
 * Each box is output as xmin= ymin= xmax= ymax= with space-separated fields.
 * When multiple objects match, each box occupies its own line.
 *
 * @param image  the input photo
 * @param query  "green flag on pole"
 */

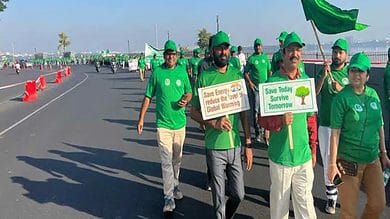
xmin=301 ymin=0 xmax=368 ymax=34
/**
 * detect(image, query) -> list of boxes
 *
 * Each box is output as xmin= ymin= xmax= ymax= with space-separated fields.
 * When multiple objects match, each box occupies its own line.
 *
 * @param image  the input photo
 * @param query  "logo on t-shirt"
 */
xmin=262 ymin=59 xmax=265 ymax=63
xmin=254 ymin=60 xmax=259 ymax=65
xmin=342 ymin=78 xmax=349 ymax=85
xmin=176 ymin=80 xmax=182 ymax=87
xmin=354 ymin=104 xmax=363 ymax=112
xmin=165 ymin=79 xmax=170 ymax=86
xmin=370 ymin=102 xmax=378 ymax=110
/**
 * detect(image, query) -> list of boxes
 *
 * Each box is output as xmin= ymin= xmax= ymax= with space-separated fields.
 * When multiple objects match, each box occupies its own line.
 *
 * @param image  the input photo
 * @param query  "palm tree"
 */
xmin=58 ymin=32 xmax=71 ymax=53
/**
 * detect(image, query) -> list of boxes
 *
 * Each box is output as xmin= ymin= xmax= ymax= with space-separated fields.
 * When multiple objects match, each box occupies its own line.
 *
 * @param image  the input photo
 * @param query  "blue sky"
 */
xmin=0 ymin=0 xmax=389 ymax=54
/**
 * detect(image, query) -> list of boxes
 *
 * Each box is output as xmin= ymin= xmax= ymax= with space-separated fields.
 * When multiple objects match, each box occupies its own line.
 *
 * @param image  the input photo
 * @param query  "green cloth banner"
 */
xmin=301 ymin=0 xmax=368 ymax=34
xmin=144 ymin=43 xmax=164 ymax=64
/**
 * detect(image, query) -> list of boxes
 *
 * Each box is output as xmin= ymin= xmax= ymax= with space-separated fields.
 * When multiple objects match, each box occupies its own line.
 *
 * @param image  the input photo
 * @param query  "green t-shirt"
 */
xmin=229 ymin=56 xmax=241 ymax=70
xmin=266 ymin=71 xmax=312 ymax=167
xmin=317 ymin=65 xmax=349 ymax=126
xmin=330 ymin=86 xmax=384 ymax=163
xmin=150 ymin=58 xmax=162 ymax=72
xmin=138 ymin=58 xmax=146 ymax=69
xmin=145 ymin=64 xmax=192 ymax=130
xmin=244 ymin=53 xmax=271 ymax=90
xmin=192 ymin=66 xmax=243 ymax=150
xmin=384 ymin=63 xmax=390 ymax=109
xmin=271 ymin=50 xmax=282 ymax=73
xmin=177 ymin=58 xmax=189 ymax=70
xmin=189 ymin=57 xmax=202 ymax=76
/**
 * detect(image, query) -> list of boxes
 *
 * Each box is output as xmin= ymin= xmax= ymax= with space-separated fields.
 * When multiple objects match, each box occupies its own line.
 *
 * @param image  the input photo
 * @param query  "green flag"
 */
xmin=301 ymin=0 xmax=368 ymax=34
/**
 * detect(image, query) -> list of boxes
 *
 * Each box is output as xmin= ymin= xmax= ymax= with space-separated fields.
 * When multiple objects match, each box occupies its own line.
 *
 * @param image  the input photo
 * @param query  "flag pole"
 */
xmin=309 ymin=20 xmax=334 ymax=81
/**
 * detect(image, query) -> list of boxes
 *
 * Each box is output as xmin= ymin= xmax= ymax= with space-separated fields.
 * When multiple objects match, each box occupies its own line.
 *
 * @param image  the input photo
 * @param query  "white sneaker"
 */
xmin=173 ymin=187 xmax=183 ymax=200
xmin=325 ymin=199 xmax=336 ymax=214
xmin=255 ymin=134 xmax=265 ymax=143
xmin=163 ymin=197 xmax=176 ymax=213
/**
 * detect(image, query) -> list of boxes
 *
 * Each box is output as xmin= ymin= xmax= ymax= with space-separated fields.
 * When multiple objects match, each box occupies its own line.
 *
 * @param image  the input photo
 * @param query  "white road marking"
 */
xmin=0 ymin=73 xmax=89 ymax=137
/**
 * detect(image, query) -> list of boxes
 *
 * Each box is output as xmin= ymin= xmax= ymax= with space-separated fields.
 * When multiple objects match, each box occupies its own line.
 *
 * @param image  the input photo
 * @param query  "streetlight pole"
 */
xmin=155 ymin=24 xmax=158 ymax=48
xmin=12 ymin=42 xmax=15 ymax=63
xmin=216 ymin=15 xmax=220 ymax=32
xmin=127 ymin=40 xmax=130 ymax=53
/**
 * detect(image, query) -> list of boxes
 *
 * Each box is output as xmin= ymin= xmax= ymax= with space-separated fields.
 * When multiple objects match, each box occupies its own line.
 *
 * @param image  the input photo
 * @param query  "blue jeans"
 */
xmin=206 ymin=147 xmax=245 ymax=219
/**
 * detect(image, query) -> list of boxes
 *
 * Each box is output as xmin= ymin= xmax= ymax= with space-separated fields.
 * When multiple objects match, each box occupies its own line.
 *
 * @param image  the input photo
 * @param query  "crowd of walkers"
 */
xmin=137 ymin=30 xmax=390 ymax=219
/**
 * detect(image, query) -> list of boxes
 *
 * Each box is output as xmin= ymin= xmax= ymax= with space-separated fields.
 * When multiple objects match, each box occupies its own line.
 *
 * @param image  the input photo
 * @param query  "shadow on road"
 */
xmin=11 ymin=142 xmax=213 ymax=218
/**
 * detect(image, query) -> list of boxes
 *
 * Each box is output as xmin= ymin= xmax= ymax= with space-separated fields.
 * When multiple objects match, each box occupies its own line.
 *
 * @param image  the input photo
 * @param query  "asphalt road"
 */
xmin=0 ymin=65 xmax=388 ymax=219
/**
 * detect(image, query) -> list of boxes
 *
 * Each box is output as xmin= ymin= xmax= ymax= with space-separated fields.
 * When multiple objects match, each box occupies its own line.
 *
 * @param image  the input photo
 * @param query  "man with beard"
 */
xmin=137 ymin=39 xmax=192 ymax=214
xmin=258 ymin=32 xmax=317 ymax=219
xmin=190 ymin=31 xmax=253 ymax=219
xmin=244 ymin=38 xmax=272 ymax=144
xmin=315 ymin=38 xmax=349 ymax=215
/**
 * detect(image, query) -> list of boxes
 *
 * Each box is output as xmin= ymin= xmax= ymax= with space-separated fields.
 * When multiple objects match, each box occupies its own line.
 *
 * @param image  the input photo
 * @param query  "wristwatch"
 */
xmin=245 ymin=143 xmax=252 ymax=148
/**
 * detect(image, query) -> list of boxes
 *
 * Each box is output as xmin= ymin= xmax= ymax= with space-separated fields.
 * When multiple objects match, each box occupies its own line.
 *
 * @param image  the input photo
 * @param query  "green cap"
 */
xmin=230 ymin=46 xmax=238 ymax=53
xmin=348 ymin=52 xmax=371 ymax=72
xmin=254 ymin=38 xmax=262 ymax=46
xmin=282 ymin=32 xmax=305 ymax=49
xmin=276 ymin=31 xmax=288 ymax=41
xmin=164 ymin=40 xmax=177 ymax=52
xmin=332 ymin=38 xmax=349 ymax=52
xmin=212 ymin=31 xmax=230 ymax=48
xmin=194 ymin=48 xmax=201 ymax=54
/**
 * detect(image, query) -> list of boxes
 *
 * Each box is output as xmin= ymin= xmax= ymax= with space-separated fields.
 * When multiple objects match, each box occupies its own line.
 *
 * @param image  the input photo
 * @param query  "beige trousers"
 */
xmin=157 ymin=127 xmax=185 ymax=199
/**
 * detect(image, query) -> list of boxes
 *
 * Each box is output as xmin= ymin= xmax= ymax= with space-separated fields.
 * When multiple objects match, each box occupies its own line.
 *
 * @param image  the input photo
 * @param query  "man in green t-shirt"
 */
xmin=178 ymin=50 xmax=190 ymax=74
xmin=385 ymin=48 xmax=390 ymax=145
xmin=244 ymin=38 xmax=272 ymax=143
xmin=150 ymin=53 xmax=162 ymax=72
xmin=188 ymin=48 xmax=202 ymax=84
xmin=229 ymin=45 xmax=241 ymax=70
xmin=271 ymin=31 xmax=288 ymax=73
xmin=190 ymin=31 xmax=253 ymax=219
xmin=315 ymin=38 xmax=349 ymax=214
xmin=258 ymin=32 xmax=317 ymax=219
xmin=137 ymin=40 xmax=192 ymax=214
xmin=138 ymin=53 xmax=146 ymax=81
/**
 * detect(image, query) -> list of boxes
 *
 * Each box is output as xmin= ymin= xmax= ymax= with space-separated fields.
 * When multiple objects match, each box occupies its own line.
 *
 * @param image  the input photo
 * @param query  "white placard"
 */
xmin=198 ymin=79 xmax=250 ymax=120
xmin=259 ymin=78 xmax=317 ymax=116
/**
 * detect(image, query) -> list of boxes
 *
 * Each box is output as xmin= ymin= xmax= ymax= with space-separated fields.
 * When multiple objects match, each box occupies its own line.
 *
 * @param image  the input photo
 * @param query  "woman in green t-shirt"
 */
xmin=328 ymin=52 xmax=390 ymax=219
